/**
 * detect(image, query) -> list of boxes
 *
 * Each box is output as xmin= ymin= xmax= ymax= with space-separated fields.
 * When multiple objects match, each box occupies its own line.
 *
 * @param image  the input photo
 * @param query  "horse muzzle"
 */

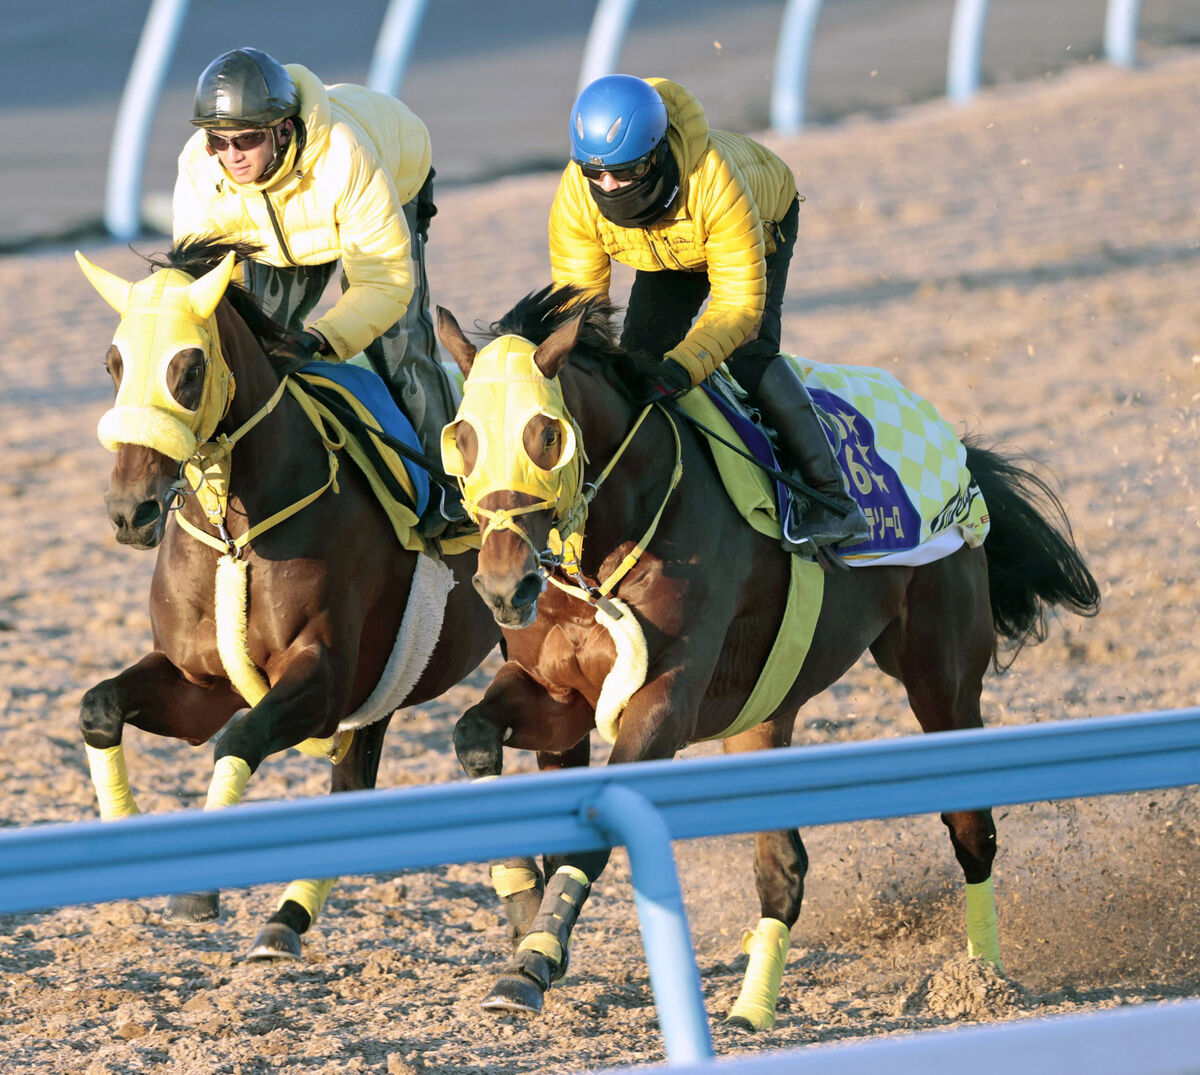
xmin=106 ymin=487 xmax=173 ymax=549
xmin=472 ymin=569 xmax=545 ymax=629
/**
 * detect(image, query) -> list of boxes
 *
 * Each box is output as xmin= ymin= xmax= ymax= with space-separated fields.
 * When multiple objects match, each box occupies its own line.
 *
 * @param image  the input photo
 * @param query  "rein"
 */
xmin=468 ymin=400 xmax=683 ymax=620
xmin=656 ymin=394 xmax=846 ymax=514
xmin=544 ymin=402 xmax=683 ymax=618
xmin=172 ymin=375 xmax=343 ymax=557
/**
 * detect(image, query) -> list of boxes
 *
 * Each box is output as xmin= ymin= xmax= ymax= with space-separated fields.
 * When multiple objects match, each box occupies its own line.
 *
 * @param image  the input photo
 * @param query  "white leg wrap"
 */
xmin=965 ymin=877 xmax=1004 ymax=969
xmin=85 ymin=743 xmax=141 ymax=821
xmin=204 ymin=756 xmax=251 ymax=811
xmin=727 ymin=917 xmax=791 ymax=1030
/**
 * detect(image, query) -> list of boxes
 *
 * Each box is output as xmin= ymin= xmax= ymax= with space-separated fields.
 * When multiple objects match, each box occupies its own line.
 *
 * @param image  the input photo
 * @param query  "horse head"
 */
xmin=76 ymin=249 xmax=238 ymax=548
xmin=437 ymin=303 xmax=589 ymax=627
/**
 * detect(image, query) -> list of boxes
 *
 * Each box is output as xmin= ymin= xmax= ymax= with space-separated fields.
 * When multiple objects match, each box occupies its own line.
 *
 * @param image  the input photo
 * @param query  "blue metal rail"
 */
xmin=2 ymin=708 xmax=1199 ymax=1065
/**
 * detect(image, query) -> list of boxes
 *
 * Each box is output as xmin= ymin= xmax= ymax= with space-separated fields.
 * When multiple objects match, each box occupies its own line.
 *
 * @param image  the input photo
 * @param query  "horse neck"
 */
xmin=211 ymin=301 xmax=322 ymax=485
xmin=567 ymin=365 xmax=670 ymax=563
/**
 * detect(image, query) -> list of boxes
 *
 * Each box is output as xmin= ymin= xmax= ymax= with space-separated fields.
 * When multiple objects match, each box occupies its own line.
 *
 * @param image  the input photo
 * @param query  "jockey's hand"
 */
xmin=271 ymin=330 xmax=326 ymax=369
xmin=652 ymin=358 xmax=693 ymax=399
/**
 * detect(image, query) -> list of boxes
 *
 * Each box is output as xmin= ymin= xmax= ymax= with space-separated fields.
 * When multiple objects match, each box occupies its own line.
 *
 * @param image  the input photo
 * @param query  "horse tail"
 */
xmin=964 ymin=435 xmax=1100 ymax=667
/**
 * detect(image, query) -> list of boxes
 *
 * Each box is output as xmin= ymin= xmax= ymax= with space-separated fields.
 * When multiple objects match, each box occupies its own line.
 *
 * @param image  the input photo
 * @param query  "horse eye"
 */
xmin=184 ymin=364 xmax=202 ymax=383
xmin=544 ymin=427 xmax=560 ymax=447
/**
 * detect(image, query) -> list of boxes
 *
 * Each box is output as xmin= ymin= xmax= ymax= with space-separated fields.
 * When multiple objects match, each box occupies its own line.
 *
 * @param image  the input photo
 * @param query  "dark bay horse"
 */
xmin=75 ymin=238 xmax=498 ymax=959
xmin=435 ymin=287 xmax=1100 ymax=1027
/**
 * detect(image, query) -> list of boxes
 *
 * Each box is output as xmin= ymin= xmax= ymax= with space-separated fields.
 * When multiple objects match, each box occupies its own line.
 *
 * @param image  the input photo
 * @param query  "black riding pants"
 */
xmin=619 ymin=194 xmax=800 ymax=395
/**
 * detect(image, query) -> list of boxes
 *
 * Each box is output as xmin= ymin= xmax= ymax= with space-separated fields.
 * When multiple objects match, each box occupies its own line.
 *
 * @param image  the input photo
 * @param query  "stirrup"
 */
xmin=416 ymin=485 xmax=469 ymax=539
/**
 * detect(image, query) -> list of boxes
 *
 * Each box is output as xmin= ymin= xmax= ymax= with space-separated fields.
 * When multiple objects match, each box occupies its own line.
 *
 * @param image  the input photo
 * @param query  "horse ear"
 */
xmin=75 ymin=251 xmax=133 ymax=315
xmin=532 ymin=312 xmax=583 ymax=379
xmin=187 ymin=250 xmax=238 ymax=320
xmin=436 ymin=306 xmax=476 ymax=376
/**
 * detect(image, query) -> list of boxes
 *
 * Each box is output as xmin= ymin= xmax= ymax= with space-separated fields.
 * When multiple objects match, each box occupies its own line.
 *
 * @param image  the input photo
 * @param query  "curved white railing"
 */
xmin=103 ymin=0 xmax=1153 ymax=239
xmin=2 ymin=707 xmax=1199 ymax=1068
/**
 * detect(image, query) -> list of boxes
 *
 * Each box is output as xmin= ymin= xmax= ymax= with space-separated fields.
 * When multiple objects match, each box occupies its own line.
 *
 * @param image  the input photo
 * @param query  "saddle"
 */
xmin=290 ymin=361 xmax=478 ymax=555
xmin=691 ymin=358 xmax=990 ymax=566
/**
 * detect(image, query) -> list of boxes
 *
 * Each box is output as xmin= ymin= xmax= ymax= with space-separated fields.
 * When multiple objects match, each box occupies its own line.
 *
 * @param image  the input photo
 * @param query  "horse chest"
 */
xmin=518 ymin=618 xmax=617 ymax=702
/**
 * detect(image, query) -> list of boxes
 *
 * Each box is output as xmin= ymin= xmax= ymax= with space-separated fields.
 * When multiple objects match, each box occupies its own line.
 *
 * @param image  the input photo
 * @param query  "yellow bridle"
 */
xmin=442 ymin=333 xmax=684 ymax=615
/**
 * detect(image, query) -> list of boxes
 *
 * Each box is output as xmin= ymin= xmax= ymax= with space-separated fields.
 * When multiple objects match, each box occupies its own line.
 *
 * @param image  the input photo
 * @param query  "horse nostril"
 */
xmin=511 ymin=573 xmax=544 ymax=611
xmin=130 ymin=500 xmax=163 ymax=529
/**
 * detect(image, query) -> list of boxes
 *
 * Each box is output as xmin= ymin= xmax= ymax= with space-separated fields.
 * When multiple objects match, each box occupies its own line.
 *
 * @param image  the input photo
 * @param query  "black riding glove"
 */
xmin=271 ymin=330 xmax=326 ymax=369
xmin=652 ymin=358 xmax=693 ymax=399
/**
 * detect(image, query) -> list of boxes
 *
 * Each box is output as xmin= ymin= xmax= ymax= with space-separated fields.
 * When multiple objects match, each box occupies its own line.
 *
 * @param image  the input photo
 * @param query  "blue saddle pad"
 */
xmin=302 ymin=361 xmax=430 ymax=516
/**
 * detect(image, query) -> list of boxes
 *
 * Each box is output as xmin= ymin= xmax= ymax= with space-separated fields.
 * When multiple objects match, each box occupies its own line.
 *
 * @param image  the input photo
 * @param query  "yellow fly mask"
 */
xmin=76 ymin=251 xmax=238 ymax=462
xmin=441 ymin=334 xmax=588 ymax=555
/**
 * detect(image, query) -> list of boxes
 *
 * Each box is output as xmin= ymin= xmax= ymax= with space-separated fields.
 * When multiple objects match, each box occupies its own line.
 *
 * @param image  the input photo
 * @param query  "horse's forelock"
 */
xmin=486 ymin=285 xmax=655 ymax=394
xmin=146 ymin=237 xmax=292 ymax=358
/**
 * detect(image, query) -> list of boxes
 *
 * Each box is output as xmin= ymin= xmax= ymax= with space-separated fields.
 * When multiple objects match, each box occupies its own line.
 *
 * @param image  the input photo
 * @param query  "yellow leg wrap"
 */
xmin=277 ymin=878 xmax=336 ymax=921
xmin=204 ymin=756 xmax=251 ymax=811
xmin=554 ymin=865 xmax=590 ymax=889
xmin=965 ymin=877 xmax=1004 ymax=969
xmin=84 ymin=743 xmax=141 ymax=821
xmin=491 ymin=862 xmax=542 ymax=899
xmin=727 ymin=918 xmax=791 ymax=1031
xmin=294 ymin=729 xmax=355 ymax=764
xmin=516 ymin=930 xmax=563 ymax=965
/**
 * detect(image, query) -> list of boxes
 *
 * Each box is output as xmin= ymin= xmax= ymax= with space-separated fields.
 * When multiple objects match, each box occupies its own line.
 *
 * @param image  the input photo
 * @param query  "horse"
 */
xmin=74 ymin=237 xmax=499 ymax=960
xmin=434 ymin=286 xmax=1100 ymax=1027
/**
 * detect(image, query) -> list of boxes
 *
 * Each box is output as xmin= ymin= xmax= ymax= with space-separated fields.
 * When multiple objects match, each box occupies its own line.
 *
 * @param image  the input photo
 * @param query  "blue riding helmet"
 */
xmin=569 ymin=75 xmax=668 ymax=170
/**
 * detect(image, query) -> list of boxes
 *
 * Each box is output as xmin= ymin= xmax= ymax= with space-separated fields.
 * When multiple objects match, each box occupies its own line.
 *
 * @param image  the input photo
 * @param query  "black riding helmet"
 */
xmin=191 ymin=47 xmax=300 ymax=129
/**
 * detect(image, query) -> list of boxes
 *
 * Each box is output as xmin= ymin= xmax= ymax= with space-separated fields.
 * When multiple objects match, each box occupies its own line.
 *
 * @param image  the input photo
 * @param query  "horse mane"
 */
xmin=146 ymin=236 xmax=294 ymax=359
xmin=487 ymin=285 xmax=657 ymax=399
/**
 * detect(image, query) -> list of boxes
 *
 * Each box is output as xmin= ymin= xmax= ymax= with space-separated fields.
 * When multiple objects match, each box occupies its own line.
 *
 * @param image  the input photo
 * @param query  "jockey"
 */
xmin=550 ymin=74 xmax=868 ymax=551
xmin=172 ymin=47 xmax=456 ymax=467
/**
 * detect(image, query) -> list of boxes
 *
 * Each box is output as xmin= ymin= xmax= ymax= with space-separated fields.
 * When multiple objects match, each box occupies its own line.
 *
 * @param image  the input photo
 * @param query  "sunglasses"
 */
xmin=577 ymin=152 xmax=656 ymax=183
xmin=205 ymin=129 xmax=269 ymax=154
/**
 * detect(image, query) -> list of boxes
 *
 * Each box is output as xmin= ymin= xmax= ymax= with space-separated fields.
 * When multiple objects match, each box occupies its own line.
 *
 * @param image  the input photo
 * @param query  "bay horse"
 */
xmin=75 ymin=238 xmax=498 ymax=960
xmin=435 ymin=287 xmax=1100 ymax=1028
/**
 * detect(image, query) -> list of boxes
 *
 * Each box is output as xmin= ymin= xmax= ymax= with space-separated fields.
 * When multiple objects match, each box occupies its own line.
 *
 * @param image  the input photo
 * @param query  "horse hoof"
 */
xmin=724 ymin=1015 xmax=757 ymax=1032
xmin=246 ymin=923 xmax=303 ymax=962
xmin=481 ymin=974 xmax=545 ymax=1015
xmin=162 ymin=891 xmax=220 ymax=925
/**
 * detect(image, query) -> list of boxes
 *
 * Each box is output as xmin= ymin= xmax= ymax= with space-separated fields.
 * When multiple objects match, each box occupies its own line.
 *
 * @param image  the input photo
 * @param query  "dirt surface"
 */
xmin=2 ymin=51 xmax=1200 ymax=1075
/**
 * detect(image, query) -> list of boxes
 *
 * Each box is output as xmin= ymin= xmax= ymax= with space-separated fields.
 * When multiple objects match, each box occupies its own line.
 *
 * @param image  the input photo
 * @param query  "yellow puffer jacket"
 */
xmin=548 ymin=78 xmax=798 ymax=383
xmin=173 ymin=65 xmax=432 ymax=359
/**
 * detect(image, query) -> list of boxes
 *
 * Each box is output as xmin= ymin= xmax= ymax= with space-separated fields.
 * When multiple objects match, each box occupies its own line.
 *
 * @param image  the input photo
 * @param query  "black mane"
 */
xmin=147 ymin=236 xmax=293 ymax=357
xmin=486 ymin=285 xmax=658 ymax=398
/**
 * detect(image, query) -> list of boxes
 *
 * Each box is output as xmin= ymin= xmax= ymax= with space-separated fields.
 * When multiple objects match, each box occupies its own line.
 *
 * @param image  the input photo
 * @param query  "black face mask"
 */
xmin=588 ymin=146 xmax=681 ymax=228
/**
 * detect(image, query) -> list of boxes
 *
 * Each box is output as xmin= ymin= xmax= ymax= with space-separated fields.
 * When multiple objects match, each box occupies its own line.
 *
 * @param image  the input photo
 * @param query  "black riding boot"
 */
xmin=753 ymin=356 xmax=870 ymax=550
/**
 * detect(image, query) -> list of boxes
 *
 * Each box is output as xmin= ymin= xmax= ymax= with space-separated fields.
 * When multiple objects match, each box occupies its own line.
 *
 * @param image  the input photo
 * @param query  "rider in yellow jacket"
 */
xmin=173 ymin=48 xmax=456 ymax=469
xmin=550 ymin=75 xmax=866 ymax=552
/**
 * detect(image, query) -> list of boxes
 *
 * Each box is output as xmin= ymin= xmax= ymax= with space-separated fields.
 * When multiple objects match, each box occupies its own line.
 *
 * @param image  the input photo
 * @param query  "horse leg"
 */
xmin=80 ymin=652 xmax=244 ymax=924
xmin=869 ymin=547 xmax=1003 ymax=967
xmin=80 ymin=651 xmax=244 ymax=818
xmin=718 ymin=717 xmax=807 ymax=1031
xmin=245 ymin=715 xmax=395 ymax=961
xmin=453 ymin=661 xmax=598 ymax=1015
xmin=162 ymin=643 xmax=351 ymax=924
xmin=479 ymin=736 xmax=602 ymax=1015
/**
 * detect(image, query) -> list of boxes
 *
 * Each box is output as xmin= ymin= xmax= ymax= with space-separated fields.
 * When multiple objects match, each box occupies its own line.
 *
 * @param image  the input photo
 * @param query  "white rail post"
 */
xmin=947 ymin=0 xmax=991 ymax=104
xmin=367 ymin=0 xmax=431 ymax=97
xmin=770 ymin=0 xmax=824 ymax=136
xmin=578 ymin=0 xmax=640 ymax=94
xmin=1105 ymin=0 xmax=1142 ymax=68
xmin=103 ymin=0 xmax=191 ymax=241
xmin=586 ymin=783 xmax=714 ymax=1066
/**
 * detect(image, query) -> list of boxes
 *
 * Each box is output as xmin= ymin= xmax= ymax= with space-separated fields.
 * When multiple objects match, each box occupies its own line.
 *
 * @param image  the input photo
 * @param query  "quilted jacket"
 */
xmin=548 ymin=77 xmax=798 ymax=382
xmin=173 ymin=65 xmax=432 ymax=359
